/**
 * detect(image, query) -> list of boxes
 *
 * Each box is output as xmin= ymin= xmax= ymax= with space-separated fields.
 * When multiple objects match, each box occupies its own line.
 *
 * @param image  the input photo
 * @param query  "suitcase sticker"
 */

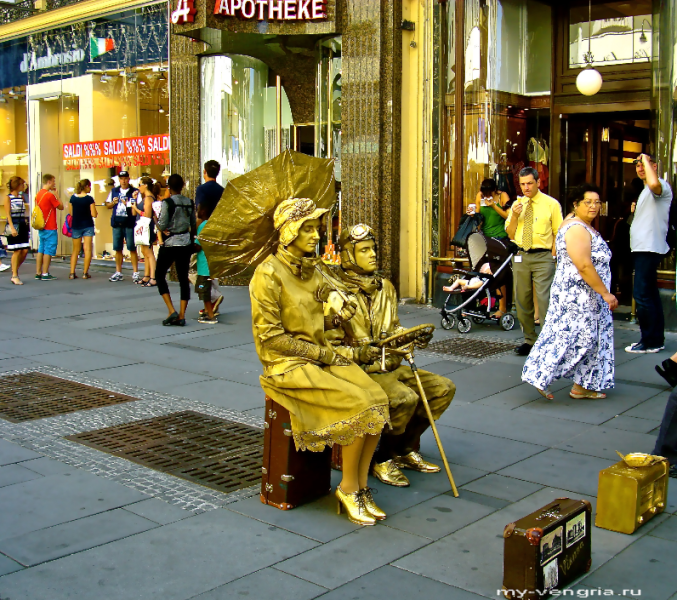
xmin=566 ymin=512 xmax=585 ymax=548
xmin=543 ymin=558 xmax=558 ymax=590
xmin=540 ymin=527 xmax=562 ymax=565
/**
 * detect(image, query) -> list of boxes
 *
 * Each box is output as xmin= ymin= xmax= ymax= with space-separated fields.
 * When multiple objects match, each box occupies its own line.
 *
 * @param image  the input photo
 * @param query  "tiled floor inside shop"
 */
xmin=0 ymin=261 xmax=675 ymax=599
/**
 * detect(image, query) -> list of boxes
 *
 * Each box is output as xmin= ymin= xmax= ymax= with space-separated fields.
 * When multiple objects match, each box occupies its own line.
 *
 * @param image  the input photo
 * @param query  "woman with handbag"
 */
xmin=131 ymin=177 xmax=158 ymax=287
xmin=69 ymin=179 xmax=97 ymax=280
xmin=4 ymin=176 xmax=30 ymax=285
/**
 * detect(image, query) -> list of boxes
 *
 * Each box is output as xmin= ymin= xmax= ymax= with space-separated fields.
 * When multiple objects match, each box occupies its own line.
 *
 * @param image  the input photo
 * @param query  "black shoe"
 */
xmin=656 ymin=359 xmax=677 ymax=388
xmin=163 ymin=312 xmax=179 ymax=326
xmin=515 ymin=343 xmax=533 ymax=356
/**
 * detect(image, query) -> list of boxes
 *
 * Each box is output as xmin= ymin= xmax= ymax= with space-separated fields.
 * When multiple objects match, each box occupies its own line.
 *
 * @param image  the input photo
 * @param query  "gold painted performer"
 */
xmin=328 ymin=224 xmax=456 ymax=487
xmin=249 ymin=199 xmax=390 ymax=526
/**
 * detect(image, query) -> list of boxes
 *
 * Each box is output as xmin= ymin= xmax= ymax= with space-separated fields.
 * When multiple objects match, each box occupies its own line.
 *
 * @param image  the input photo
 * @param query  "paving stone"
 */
xmin=276 ymin=523 xmax=430 ymax=590
xmin=122 ymin=498 xmax=194 ymax=525
xmin=649 ymin=515 xmax=677 ymax=542
xmin=189 ymin=567 xmax=327 ymax=600
xmin=31 ymin=350 xmax=137 ymax=373
xmin=415 ymin=360 xmax=469 ymax=376
xmin=0 ymin=508 xmax=158 ymax=566
xmin=0 ymin=464 xmax=43 ymax=488
xmin=384 ymin=493 xmax=497 ymax=540
xmin=460 ymin=474 xmax=543 ymax=502
xmin=553 ymin=426 xmax=656 ymax=461
xmin=497 ymin=449 xmax=611 ymax=497
xmin=614 ymin=354 xmax=675 ymax=387
xmin=20 ymin=458 xmax=80 ymax=477
xmin=0 ymin=509 xmax=318 ymax=600
xmin=419 ymin=425 xmax=546 ymax=473
xmin=0 ymin=439 xmax=42 ymax=466
xmin=449 ymin=490 xmax=511 ymax=510
xmin=5 ymin=337 xmax=74 ymax=357
xmin=0 ymin=471 xmax=148 ymax=539
xmin=0 ymin=358 xmax=39 ymax=373
xmin=582 ymin=535 xmax=677 ymax=599
xmin=625 ymin=391 xmax=672 ymax=421
xmin=602 ymin=414 xmax=663 ymax=434
xmin=171 ymin=378 xmax=263 ymax=412
xmin=440 ymin=362 xmax=525 ymax=403
xmin=475 ymin=383 xmax=543 ymax=410
xmin=86 ymin=363 xmax=213 ymax=392
xmin=0 ymin=552 xmax=23 ymax=576
xmin=318 ymin=565 xmax=485 ymax=600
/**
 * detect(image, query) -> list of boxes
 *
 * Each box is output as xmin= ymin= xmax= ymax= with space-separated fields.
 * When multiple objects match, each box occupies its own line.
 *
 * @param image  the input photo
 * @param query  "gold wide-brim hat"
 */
xmin=275 ymin=198 xmax=329 ymax=247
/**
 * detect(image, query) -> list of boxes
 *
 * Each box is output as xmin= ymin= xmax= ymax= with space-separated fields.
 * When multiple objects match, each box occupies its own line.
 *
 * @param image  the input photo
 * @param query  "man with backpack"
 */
xmin=625 ymin=154 xmax=673 ymax=354
xmin=105 ymin=171 xmax=140 ymax=283
xmin=34 ymin=174 xmax=64 ymax=281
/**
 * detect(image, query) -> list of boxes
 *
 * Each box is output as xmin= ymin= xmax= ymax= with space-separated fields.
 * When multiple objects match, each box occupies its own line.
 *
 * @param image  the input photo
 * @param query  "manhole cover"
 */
xmin=0 ymin=372 xmax=138 ymax=422
xmin=426 ymin=337 xmax=516 ymax=360
xmin=66 ymin=411 xmax=263 ymax=495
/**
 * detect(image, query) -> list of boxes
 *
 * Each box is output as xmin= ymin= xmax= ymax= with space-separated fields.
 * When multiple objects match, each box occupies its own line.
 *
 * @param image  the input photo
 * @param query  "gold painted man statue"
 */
xmin=328 ymin=224 xmax=456 ymax=487
xmin=249 ymin=200 xmax=391 ymax=526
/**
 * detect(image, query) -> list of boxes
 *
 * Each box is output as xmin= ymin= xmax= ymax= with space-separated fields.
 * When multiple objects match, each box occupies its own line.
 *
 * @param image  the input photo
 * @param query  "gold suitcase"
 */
xmin=595 ymin=453 xmax=669 ymax=535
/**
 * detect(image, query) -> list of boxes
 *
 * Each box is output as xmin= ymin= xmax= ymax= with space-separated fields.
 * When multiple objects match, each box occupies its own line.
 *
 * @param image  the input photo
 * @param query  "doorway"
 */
xmin=561 ymin=110 xmax=652 ymax=304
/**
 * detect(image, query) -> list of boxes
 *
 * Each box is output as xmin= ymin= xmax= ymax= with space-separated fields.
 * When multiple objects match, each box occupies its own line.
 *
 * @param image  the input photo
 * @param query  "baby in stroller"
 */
xmin=440 ymin=233 xmax=517 ymax=334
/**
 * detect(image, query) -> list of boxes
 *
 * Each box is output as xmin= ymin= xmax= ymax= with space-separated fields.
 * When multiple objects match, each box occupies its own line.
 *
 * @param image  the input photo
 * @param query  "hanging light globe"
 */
xmin=576 ymin=66 xmax=603 ymax=96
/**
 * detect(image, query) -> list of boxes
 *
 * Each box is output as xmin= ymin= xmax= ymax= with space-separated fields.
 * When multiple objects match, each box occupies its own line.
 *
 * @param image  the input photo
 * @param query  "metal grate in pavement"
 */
xmin=0 ymin=372 xmax=138 ymax=422
xmin=425 ymin=337 xmax=516 ymax=361
xmin=66 ymin=411 xmax=263 ymax=495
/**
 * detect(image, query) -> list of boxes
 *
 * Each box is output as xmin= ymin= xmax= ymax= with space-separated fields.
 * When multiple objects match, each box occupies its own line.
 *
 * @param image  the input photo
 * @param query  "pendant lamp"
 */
xmin=576 ymin=0 xmax=603 ymax=96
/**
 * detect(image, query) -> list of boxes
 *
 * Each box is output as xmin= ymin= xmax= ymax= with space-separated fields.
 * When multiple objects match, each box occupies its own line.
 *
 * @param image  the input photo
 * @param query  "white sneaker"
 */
xmin=624 ymin=342 xmax=664 ymax=354
xmin=0 ymin=264 xmax=10 ymax=272
xmin=132 ymin=271 xmax=141 ymax=282
xmin=109 ymin=272 xmax=124 ymax=282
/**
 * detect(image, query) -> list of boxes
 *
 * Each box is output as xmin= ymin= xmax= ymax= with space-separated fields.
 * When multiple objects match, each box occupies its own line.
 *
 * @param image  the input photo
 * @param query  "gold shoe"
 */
xmin=394 ymin=451 xmax=441 ymax=473
xmin=361 ymin=487 xmax=386 ymax=520
xmin=335 ymin=486 xmax=376 ymax=526
xmin=371 ymin=459 xmax=410 ymax=487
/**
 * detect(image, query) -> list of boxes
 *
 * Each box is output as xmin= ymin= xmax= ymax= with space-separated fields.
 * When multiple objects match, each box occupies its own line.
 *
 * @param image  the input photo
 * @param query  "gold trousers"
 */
xmin=260 ymin=362 xmax=389 ymax=452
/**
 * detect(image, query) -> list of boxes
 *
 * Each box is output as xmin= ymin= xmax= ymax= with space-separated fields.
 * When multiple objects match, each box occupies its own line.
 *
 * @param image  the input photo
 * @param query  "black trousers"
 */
xmin=156 ymin=245 xmax=192 ymax=301
xmin=653 ymin=387 xmax=677 ymax=464
xmin=633 ymin=252 xmax=665 ymax=348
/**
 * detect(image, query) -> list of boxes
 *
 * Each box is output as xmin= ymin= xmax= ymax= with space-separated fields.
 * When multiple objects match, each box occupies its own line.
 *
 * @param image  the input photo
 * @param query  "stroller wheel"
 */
xmin=457 ymin=317 xmax=472 ymax=334
xmin=500 ymin=313 xmax=516 ymax=331
xmin=472 ymin=316 xmax=485 ymax=325
xmin=441 ymin=314 xmax=456 ymax=330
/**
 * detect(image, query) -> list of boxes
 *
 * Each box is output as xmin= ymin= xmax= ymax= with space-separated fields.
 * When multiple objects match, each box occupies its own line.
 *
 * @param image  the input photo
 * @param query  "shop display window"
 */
xmin=0 ymin=2 xmax=169 ymax=259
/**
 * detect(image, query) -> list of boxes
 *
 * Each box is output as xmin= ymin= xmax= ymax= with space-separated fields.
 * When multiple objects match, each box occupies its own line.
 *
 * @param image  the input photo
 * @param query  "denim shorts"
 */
xmin=112 ymin=226 xmax=136 ymax=252
xmin=72 ymin=226 xmax=95 ymax=240
xmin=37 ymin=229 xmax=58 ymax=256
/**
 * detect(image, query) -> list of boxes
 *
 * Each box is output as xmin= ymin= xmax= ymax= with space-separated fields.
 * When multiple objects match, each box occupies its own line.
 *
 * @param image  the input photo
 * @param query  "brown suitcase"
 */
xmin=503 ymin=498 xmax=592 ymax=599
xmin=260 ymin=396 xmax=332 ymax=510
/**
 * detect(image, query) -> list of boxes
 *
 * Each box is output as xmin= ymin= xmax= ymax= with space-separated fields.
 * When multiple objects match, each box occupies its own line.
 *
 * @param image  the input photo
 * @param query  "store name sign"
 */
xmin=20 ymin=49 xmax=86 ymax=73
xmin=213 ymin=0 xmax=327 ymax=20
xmin=62 ymin=134 xmax=170 ymax=170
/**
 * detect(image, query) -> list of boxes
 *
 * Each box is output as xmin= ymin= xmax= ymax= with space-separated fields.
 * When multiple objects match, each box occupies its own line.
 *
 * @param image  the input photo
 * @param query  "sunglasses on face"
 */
xmin=633 ymin=159 xmax=656 ymax=166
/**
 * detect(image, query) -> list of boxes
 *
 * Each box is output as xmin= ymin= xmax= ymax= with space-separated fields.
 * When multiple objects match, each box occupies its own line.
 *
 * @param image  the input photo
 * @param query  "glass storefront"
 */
xmin=0 ymin=2 xmax=168 ymax=259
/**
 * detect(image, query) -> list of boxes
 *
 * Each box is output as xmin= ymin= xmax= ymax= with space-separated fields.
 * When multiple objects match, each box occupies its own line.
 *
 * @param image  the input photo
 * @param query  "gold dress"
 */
xmin=328 ymin=271 xmax=455 ymax=441
xmin=249 ymin=247 xmax=389 ymax=452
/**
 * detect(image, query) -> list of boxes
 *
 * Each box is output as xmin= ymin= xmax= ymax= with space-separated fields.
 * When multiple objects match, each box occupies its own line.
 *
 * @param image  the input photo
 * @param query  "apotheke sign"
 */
xmin=214 ymin=0 xmax=327 ymax=20
xmin=20 ymin=49 xmax=86 ymax=73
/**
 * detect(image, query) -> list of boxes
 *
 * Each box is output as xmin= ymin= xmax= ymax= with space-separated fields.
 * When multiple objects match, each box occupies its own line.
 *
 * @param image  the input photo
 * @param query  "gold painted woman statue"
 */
xmin=249 ymin=198 xmax=390 ymax=526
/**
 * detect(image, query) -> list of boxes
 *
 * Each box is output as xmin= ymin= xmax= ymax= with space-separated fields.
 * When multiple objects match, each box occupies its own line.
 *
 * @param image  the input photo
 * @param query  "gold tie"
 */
xmin=522 ymin=202 xmax=534 ymax=251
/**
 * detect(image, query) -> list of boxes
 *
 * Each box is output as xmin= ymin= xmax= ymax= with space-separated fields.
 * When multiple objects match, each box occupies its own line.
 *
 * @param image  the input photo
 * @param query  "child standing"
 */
xmin=195 ymin=206 xmax=217 ymax=324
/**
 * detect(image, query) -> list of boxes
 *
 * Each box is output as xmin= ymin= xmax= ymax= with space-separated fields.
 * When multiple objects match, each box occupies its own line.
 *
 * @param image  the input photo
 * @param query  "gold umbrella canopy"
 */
xmin=198 ymin=150 xmax=336 ymax=278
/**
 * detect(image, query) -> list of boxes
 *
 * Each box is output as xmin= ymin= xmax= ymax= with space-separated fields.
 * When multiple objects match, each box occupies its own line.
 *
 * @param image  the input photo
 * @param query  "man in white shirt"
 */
xmin=104 ymin=171 xmax=140 ymax=283
xmin=626 ymin=154 xmax=673 ymax=354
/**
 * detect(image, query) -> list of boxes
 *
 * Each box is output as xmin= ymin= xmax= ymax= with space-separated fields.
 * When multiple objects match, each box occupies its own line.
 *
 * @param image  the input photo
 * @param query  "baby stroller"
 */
xmin=440 ymin=232 xmax=517 ymax=333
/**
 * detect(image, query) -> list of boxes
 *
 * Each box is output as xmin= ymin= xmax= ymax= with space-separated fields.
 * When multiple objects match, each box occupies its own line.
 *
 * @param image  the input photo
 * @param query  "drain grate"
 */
xmin=66 ymin=411 xmax=263 ymax=494
xmin=426 ymin=336 xmax=516 ymax=361
xmin=0 ymin=372 xmax=138 ymax=422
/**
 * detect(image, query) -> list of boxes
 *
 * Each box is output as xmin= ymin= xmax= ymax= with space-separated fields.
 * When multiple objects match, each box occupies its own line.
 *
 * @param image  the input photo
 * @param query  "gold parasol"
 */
xmin=198 ymin=149 xmax=336 ymax=278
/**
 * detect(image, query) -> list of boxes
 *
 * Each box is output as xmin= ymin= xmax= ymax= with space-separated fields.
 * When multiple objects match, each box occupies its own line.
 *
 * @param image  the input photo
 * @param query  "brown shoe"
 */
xmin=371 ymin=459 xmax=410 ymax=487
xmin=394 ymin=451 xmax=441 ymax=473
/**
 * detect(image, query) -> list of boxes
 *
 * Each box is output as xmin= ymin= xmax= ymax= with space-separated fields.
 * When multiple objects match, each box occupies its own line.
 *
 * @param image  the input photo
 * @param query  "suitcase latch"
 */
xmin=283 ymin=429 xmax=293 ymax=437
xmin=261 ymin=467 xmax=267 ymax=474
xmin=268 ymin=410 xmax=277 ymax=420
xmin=265 ymin=483 xmax=274 ymax=492
xmin=264 ymin=422 xmax=269 ymax=428
xmin=281 ymin=474 xmax=294 ymax=482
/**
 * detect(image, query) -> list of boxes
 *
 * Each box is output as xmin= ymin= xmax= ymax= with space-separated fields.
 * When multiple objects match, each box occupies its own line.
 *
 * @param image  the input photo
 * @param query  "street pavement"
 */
xmin=0 ymin=261 xmax=675 ymax=600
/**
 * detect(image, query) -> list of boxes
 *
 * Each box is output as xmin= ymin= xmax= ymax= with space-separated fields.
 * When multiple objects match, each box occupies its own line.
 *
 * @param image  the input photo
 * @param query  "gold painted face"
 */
xmin=289 ymin=218 xmax=321 ymax=256
xmin=353 ymin=239 xmax=377 ymax=274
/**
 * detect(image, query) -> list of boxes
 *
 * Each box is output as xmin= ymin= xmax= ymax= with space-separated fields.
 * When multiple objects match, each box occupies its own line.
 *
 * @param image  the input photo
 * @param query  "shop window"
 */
xmin=569 ymin=1 xmax=652 ymax=68
xmin=316 ymin=36 xmax=342 ymax=181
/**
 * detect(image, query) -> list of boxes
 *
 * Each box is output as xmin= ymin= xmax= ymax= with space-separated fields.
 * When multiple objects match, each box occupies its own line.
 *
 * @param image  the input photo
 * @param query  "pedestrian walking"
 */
xmin=505 ymin=166 xmax=563 ymax=356
xmin=652 ymin=387 xmax=677 ymax=478
xmin=625 ymin=154 xmax=673 ymax=354
xmin=34 ymin=174 xmax=64 ymax=281
xmin=155 ymin=174 xmax=196 ymax=326
xmin=105 ymin=171 xmax=140 ymax=283
xmin=194 ymin=204 xmax=217 ymax=324
xmin=522 ymin=184 xmax=617 ymax=399
xmin=131 ymin=176 xmax=158 ymax=287
xmin=4 ymin=176 xmax=30 ymax=285
xmin=68 ymin=179 xmax=97 ymax=280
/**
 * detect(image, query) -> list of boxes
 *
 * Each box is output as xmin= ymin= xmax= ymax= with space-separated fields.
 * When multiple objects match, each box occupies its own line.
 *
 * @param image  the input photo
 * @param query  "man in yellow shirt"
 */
xmin=505 ymin=167 xmax=563 ymax=356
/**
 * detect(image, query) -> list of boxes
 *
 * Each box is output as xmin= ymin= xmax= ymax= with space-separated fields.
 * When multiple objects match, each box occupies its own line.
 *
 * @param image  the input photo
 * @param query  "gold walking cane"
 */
xmin=377 ymin=325 xmax=459 ymax=497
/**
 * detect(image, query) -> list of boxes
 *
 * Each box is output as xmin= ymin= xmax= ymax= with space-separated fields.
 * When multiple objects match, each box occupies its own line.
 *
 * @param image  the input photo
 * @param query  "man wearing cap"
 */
xmin=626 ymin=153 xmax=673 ymax=354
xmin=326 ymin=224 xmax=456 ymax=488
xmin=105 ymin=171 xmax=140 ymax=282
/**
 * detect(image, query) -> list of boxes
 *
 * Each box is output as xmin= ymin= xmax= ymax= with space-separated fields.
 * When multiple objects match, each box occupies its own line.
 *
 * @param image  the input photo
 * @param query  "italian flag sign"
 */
xmin=90 ymin=37 xmax=115 ymax=59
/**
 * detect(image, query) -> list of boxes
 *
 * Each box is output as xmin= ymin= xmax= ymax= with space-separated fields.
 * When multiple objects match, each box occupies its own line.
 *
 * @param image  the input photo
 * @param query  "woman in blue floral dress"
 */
xmin=522 ymin=184 xmax=618 ymax=399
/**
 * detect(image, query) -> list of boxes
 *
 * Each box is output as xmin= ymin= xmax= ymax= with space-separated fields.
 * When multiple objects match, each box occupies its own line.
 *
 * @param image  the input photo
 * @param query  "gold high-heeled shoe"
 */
xmin=335 ymin=486 xmax=376 ymax=526
xmin=360 ymin=487 xmax=386 ymax=520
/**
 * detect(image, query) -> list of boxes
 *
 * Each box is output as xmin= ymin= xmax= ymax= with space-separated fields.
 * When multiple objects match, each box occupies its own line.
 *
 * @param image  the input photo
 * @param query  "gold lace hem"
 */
xmin=292 ymin=404 xmax=390 ymax=452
